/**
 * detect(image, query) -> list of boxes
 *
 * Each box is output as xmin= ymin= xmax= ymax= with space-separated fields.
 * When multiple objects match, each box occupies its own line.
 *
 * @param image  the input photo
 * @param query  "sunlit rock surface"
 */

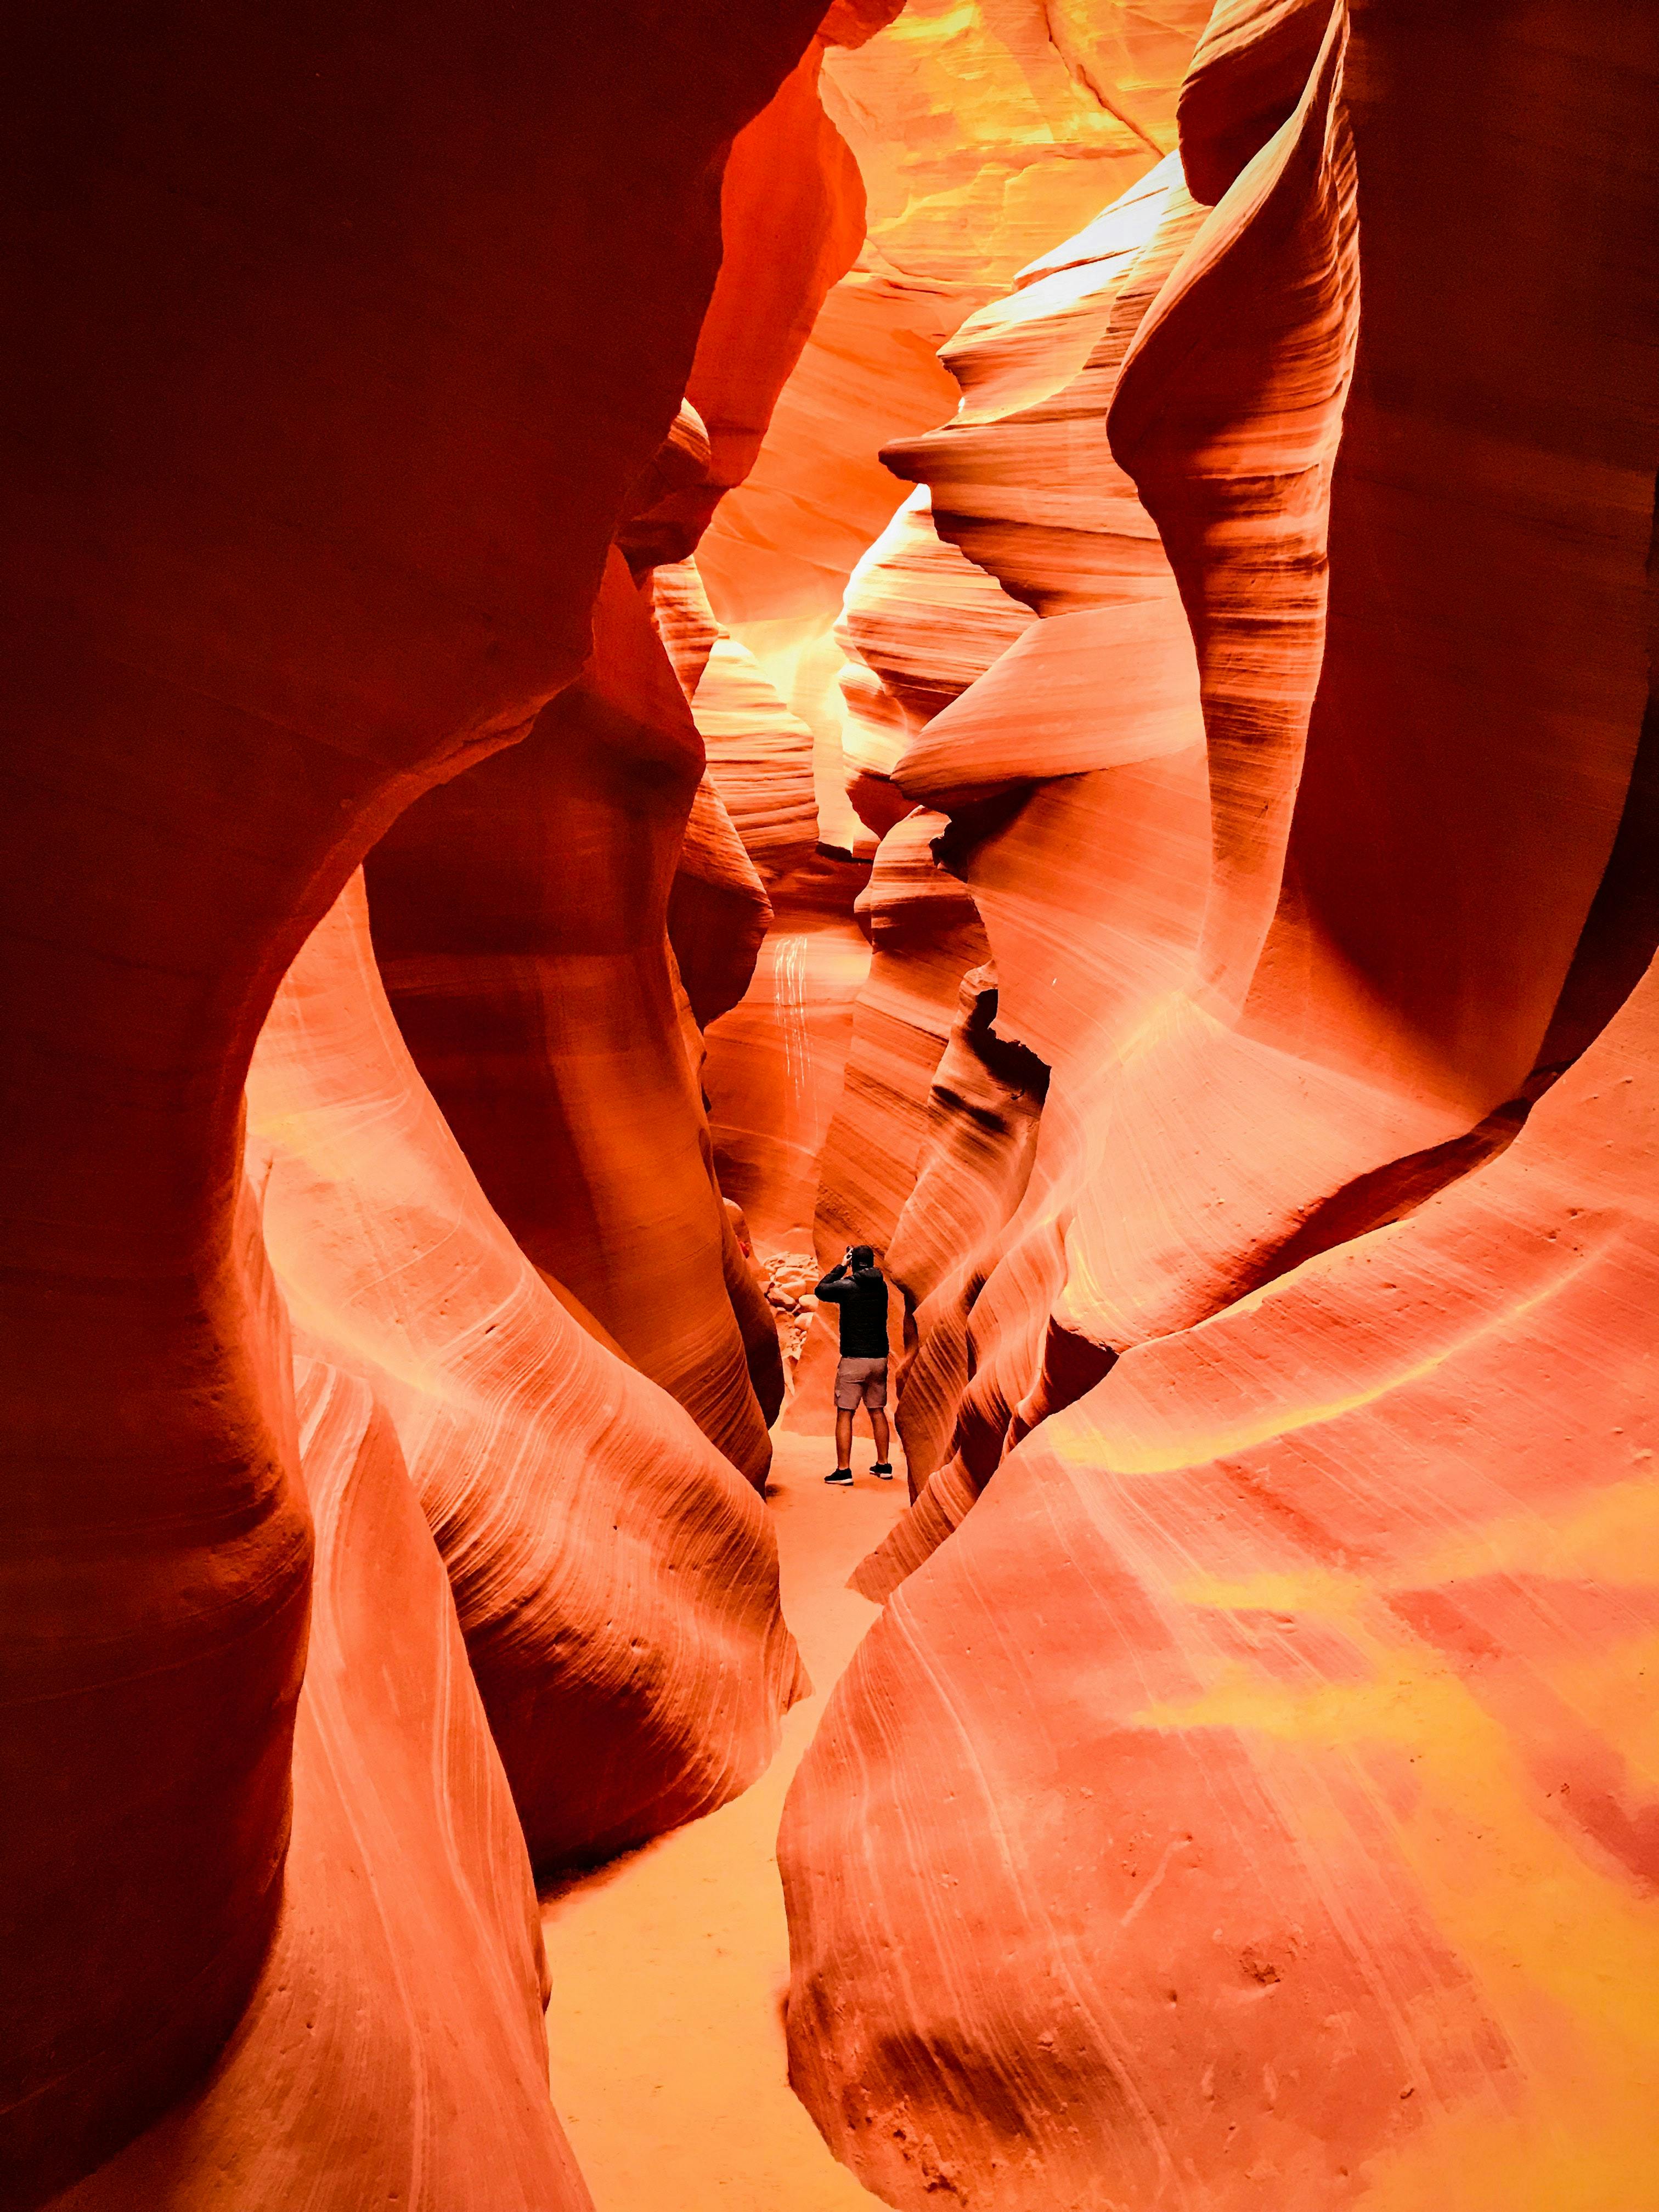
xmin=782 ymin=0 xmax=1659 ymax=2204
xmin=786 ymin=941 xmax=1659 ymax=2212
xmin=53 ymin=1357 xmax=593 ymax=2212
xmin=705 ymin=855 xmax=876 ymax=1267
xmin=247 ymin=874 xmax=804 ymax=1870
xmin=725 ymin=1 xmax=1217 ymax=1436
xmin=698 ymin=0 xmax=1215 ymax=843
xmin=840 ymin=144 xmax=1214 ymax=1550
xmin=7 ymin=0 xmax=1658 ymax=2205
xmin=691 ymin=632 xmax=822 ymax=890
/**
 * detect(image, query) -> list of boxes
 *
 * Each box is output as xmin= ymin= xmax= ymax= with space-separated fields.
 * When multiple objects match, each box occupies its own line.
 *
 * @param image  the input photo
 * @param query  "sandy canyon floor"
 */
xmin=540 ymin=1427 xmax=903 ymax=2209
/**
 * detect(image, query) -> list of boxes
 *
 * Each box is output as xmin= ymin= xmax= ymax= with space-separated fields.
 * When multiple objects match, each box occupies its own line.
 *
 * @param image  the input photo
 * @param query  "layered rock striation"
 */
xmin=248 ymin=875 xmax=804 ymax=1870
xmin=783 ymin=0 xmax=1659 ymax=2203
xmin=1 ymin=3 xmax=835 ymax=2198
xmin=54 ymin=1355 xmax=595 ymax=2211
xmin=365 ymin=550 xmax=780 ymax=1487
xmin=787 ymin=941 xmax=1659 ymax=2209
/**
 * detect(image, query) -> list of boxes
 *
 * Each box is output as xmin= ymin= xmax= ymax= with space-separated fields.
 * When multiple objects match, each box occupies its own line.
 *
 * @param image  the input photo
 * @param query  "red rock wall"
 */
xmin=855 ymin=0 xmax=1658 ymax=1556
xmin=53 ymin=1356 xmax=592 ymax=2211
xmin=786 ymin=935 xmax=1659 ymax=2212
xmin=718 ymin=0 xmax=1219 ymax=1419
xmin=833 ymin=146 xmax=1214 ymax=1526
xmin=704 ymin=856 xmax=877 ymax=1262
xmin=783 ymin=0 xmax=1659 ymax=2202
xmin=364 ymin=550 xmax=778 ymax=1486
xmin=247 ymin=874 xmax=804 ymax=1870
xmin=1 ymin=3 xmax=833 ymax=2196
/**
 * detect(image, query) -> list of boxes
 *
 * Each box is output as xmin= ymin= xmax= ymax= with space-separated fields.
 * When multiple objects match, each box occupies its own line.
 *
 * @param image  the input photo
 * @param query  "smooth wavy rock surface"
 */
xmin=835 ymin=485 xmax=1034 ymax=832
xmin=1 ymin=3 xmax=833 ymax=2191
xmin=809 ymin=482 xmax=1031 ymax=1302
xmin=692 ymin=633 xmax=823 ymax=889
xmin=669 ymin=772 xmax=775 ymax=1030
xmin=814 ymin=815 xmax=990 ymax=1269
xmin=822 ymin=0 xmax=1213 ymax=296
xmin=678 ymin=42 xmax=866 ymax=548
xmin=1178 ymin=0 xmax=1334 ymax=206
xmin=698 ymin=0 xmax=1216 ymax=850
xmin=851 ymin=149 xmax=1211 ymax=1546
xmin=705 ymin=855 xmax=876 ymax=1263
xmin=52 ymin=1356 xmax=590 ymax=2212
xmin=819 ymin=161 xmax=1237 ymax=1475
xmin=860 ymin=0 xmax=1656 ymax=1593
xmin=247 ymin=872 xmax=804 ymax=1869
xmin=365 ymin=550 xmax=775 ymax=1485
xmin=785 ymin=1 xmax=1659 ymax=2202
xmin=783 ymin=939 xmax=1659 ymax=2212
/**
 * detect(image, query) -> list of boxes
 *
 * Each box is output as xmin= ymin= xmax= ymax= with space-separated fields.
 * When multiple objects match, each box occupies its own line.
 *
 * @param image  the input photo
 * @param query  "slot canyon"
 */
xmin=4 ymin=1 xmax=1658 ymax=2207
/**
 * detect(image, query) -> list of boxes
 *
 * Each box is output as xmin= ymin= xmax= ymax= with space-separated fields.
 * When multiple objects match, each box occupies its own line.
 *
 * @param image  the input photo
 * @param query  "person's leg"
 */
xmin=867 ymin=1367 xmax=893 ymax=1476
xmin=833 ymin=1406 xmax=854 ymax=1475
xmin=827 ymin=1360 xmax=855 ymax=1481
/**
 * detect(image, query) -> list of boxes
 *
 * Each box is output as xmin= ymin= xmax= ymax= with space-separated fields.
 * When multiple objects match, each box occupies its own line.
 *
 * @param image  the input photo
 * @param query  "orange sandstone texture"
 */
xmin=667 ymin=772 xmax=774 ymax=1032
xmin=798 ymin=44 xmax=1222 ymax=1407
xmin=53 ymin=1357 xmax=592 ymax=2212
xmin=785 ymin=943 xmax=1659 ymax=2212
xmin=862 ymin=0 xmax=1656 ymax=1564
xmin=653 ymin=556 xmax=819 ymax=912
xmin=246 ymin=876 xmax=804 ymax=1871
xmin=692 ymin=630 xmax=823 ymax=891
xmin=704 ymin=855 xmax=877 ymax=1264
xmin=807 ymin=494 xmax=1031 ymax=1278
xmin=671 ymin=40 xmax=868 ymax=557
xmin=365 ymin=550 xmax=778 ymax=1487
xmin=730 ymin=0 xmax=1221 ymax=1407
xmin=698 ymin=0 xmax=1216 ymax=837
xmin=783 ymin=0 xmax=1659 ymax=2203
xmin=840 ymin=144 xmax=1214 ymax=1551
xmin=357 ymin=26 xmax=886 ymax=1473
xmin=0 ymin=1 xmax=835 ymax=2197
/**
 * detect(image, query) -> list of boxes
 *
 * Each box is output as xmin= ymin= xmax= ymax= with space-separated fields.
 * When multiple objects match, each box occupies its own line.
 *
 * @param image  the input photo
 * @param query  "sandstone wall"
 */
xmin=1 ymin=5 xmax=834 ymax=2198
xmin=782 ymin=1 xmax=1659 ymax=2202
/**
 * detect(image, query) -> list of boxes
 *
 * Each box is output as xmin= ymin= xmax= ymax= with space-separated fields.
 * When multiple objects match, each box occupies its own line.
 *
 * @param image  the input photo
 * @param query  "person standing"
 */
xmin=814 ymin=1244 xmax=893 ymax=1485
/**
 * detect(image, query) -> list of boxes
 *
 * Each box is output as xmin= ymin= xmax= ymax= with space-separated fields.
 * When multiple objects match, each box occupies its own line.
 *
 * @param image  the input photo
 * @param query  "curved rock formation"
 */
xmin=247 ymin=873 xmax=804 ymax=1870
xmin=855 ymin=0 xmax=1656 ymax=1565
xmin=667 ymin=772 xmax=774 ymax=1032
xmin=697 ymin=0 xmax=1217 ymax=843
xmin=12 ymin=0 xmax=1658 ymax=2205
xmin=782 ymin=0 xmax=1659 ymax=2202
xmin=54 ymin=1356 xmax=591 ymax=2211
xmin=834 ymin=484 xmax=1035 ymax=834
xmin=676 ymin=40 xmax=868 ymax=552
xmin=691 ymin=633 xmax=822 ymax=890
xmin=1 ymin=2 xmax=832 ymax=2193
xmin=785 ymin=938 xmax=1659 ymax=2212
xmin=365 ymin=550 xmax=777 ymax=1486
xmin=827 ymin=0 xmax=1214 ymax=296
xmin=813 ymin=814 xmax=991 ymax=1266
xmin=807 ymin=487 xmax=1032 ymax=1284
xmin=845 ymin=144 xmax=1212 ymax=1543
xmin=704 ymin=854 xmax=877 ymax=1261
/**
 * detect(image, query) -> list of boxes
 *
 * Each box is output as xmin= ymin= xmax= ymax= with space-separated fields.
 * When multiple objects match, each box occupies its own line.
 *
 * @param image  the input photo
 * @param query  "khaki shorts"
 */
xmin=834 ymin=1355 xmax=889 ymax=1412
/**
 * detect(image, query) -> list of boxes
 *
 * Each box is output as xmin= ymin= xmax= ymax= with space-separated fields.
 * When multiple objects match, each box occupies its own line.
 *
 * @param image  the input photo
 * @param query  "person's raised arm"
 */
xmin=815 ymin=1257 xmax=850 ymax=1299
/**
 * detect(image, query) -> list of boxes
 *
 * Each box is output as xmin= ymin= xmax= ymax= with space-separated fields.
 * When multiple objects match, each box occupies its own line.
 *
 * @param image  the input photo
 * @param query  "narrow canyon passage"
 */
xmin=541 ymin=1435 xmax=901 ymax=2210
xmin=6 ymin=6 xmax=1657 ymax=2211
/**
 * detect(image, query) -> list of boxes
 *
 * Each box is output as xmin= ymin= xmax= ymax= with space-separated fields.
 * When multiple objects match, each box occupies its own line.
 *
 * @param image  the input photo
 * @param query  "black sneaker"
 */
xmin=871 ymin=1462 xmax=894 ymax=1480
xmin=825 ymin=1468 xmax=853 ymax=1486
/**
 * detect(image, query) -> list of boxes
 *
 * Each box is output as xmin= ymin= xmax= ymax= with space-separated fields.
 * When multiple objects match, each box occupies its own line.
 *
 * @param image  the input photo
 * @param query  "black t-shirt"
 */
xmin=814 ymin=1263 xmax=889 ymax=1357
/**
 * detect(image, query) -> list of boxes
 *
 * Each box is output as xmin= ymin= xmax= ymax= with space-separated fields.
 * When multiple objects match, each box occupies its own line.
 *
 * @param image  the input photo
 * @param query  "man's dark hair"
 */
xmin=849 ymin=1244 xmax=877 ymax=1270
